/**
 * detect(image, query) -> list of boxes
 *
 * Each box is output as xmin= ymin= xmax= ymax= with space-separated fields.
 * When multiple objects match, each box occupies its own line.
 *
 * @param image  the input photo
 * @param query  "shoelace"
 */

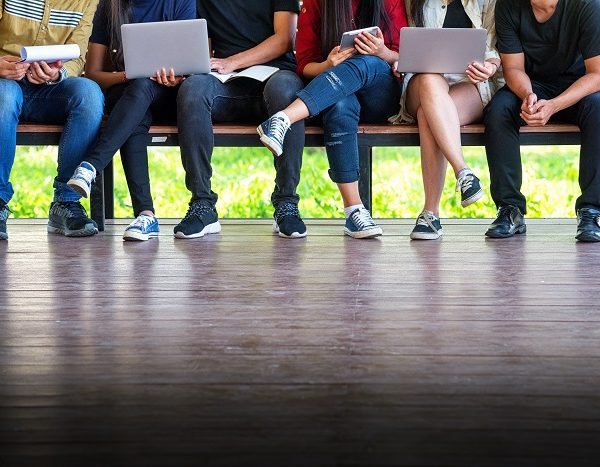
xmin=56 ymin=202 xmax=87 ymax=219
xmin=183 ymin=201 xmax=213 ymax=221
xmin=351 ymin=208 xmax=376 ymax=229
xmin=416 ymin=210 xmax=439 ymax=231
xmin=268 ymin=116 xmax=290 ymax=143
xmin=275 ymin=203 xmax=300 ymax=223
xmin=73 ymin=165 xmax=96 ymax=183
xmin=131 ymin=214 xmax=155 ymax=230
xmin=456 ymin=170 xmax=474 ymax=193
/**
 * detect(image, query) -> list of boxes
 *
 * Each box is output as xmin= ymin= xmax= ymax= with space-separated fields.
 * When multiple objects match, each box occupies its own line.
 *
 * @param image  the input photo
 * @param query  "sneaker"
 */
xmin=410 ymin=210 xmax=443 ymax=240
xmin=485 ymin=205 xmax=526 ymax=238
xmin=67 ymin=162 xmax=97 ymax=198
xmin=456 ymin=168 xmax=484 ymax=207
xmin=273 ymin=202 xmax=307 ymax=238
xmin=576 ymin=207 xmax=600 ymax=242
xmin=344 ymin=207 xmax=383 ymax=239
xmin=174 ymin=201 xmax=221 ymax=239
xmin=47 ymin=201 xmax=98 ymax=237
xmin=257 ymin=112 xmax=291 ymax=157
xmin=0 ymin=201 xmax=9 ymax=241
xmin=123 ymin=213 xmax=160 ymax=241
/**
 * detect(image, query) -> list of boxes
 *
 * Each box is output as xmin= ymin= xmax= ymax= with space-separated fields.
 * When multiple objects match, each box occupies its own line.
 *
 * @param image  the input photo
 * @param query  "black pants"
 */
xmin=87 ymin=79 xmax=177 ymax=216
xmin=484 ymin=82 xmax=600 ymax=214
xmin=176 ymin=70 xmax=305 ymax=208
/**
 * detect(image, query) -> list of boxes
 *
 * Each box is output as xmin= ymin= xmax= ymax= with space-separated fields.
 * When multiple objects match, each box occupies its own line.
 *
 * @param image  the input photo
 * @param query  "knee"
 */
xmin=413 ymin=73 xmax=447 ymax=95
xmin=0 ymin=78 xmax=23 ymax=117
xmin=322 ymin=96 xmax=360 ymax=124
xmin=483 ymin=88 xmax=520 ymax=127
xmin=64 ymin=78 xmax=104 ymax=122
xmin=349 ymin=54 xmax=386 ymax=72
xmin=264 ymin=71 xmax=303 ymax=104
xmin=177 ymin=74 xmax=215 ymax=110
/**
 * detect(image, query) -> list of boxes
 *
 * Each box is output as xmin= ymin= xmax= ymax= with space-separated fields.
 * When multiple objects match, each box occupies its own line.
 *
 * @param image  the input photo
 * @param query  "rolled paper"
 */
xmin=20 ymin=44 xmax=80 ymax=64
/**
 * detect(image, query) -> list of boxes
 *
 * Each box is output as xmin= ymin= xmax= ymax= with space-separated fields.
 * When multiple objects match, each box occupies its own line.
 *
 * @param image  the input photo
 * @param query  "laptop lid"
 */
xmin=122 ymin=19 xmax=211 ymax=79
xmin=396 ymin=28 xmax=487 ymax=74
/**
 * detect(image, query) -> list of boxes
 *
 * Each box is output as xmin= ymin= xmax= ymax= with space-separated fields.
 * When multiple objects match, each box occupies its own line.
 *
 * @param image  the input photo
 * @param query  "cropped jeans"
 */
xmin=177 ymin=70 xmax=304 ymax=208
xmin=0 ymin=77 xmax=104 ymax=204
xmin=297 ymin=55 xmax=401 ymax=184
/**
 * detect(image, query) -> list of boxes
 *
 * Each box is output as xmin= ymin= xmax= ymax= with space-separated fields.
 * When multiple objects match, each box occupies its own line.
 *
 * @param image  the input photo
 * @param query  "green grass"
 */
xmin=10 ymin=145 xmax=581 ymax=219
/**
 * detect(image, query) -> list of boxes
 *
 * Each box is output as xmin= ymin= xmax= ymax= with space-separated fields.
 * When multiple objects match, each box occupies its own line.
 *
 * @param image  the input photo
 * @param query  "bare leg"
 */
xmin=337 ymin=182 xmax=362 ymax=208
xmin=281 ymin=99 xmax=310 ymax=124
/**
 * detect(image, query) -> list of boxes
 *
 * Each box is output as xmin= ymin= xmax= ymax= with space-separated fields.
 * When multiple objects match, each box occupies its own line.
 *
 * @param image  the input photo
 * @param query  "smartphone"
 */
xmin=339 ymin=26 xmax=381 ymax=51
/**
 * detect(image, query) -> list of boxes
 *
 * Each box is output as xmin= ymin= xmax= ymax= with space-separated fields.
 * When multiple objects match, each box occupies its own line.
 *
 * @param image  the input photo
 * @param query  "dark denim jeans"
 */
xmin=0 ymin=77 xmax=103 ymax=204
xmin=176 ymin=70 xmax=305 ymax=208
xmin=86 ymin=79 xmax=178 ymax=216
xmin=297 ymin=55 xmax=401 ymax=183
xmin=484 ymin=83 xmax=600 ymax=214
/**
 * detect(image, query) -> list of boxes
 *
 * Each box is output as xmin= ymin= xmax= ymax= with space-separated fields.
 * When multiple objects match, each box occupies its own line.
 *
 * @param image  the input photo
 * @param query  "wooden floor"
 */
xmin=1 ymin=219 xmax=600 ymax=467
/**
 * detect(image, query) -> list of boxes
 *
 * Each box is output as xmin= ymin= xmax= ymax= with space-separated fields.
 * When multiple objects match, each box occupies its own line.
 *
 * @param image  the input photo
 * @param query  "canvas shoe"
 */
xmin=410 ymin=210 xmax=443 ymax=240
xmin=257 ymin=112 xmax=291 ymax=157
xmin=456 ymin=168 xmax=484 ymax=207
xmin=123 ymin=213 xmax=160 ymax=241
xmin=344 ymin=207 xmax=382 ymax=239
xmin=67 ymin=162 xmax=97 ymax=198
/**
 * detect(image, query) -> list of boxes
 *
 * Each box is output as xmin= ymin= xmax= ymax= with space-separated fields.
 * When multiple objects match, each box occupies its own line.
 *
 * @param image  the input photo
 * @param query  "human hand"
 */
xmin=151 ymin=68 xmax=185 ymax=87
xmin=466 ymin=61 xmax=496 ymax=84
xmin=210 ymin=57 xmax=237 ymax=75
xmin=0 ymin=55 xmax=30 ymax=80
xmin=326 ymin=46 xmax=355 ymax=68
xmin=27 ymin=60 xmax=62 ymax=84
xmin=520 ymin=99 xmax=557 ymax=126
xmin=392 ymin=61 xmax=402 ymax=78
xmin=520 ymin=92 xmax=538 ymax=118
xmin=354 ymin=29 xmax=387 ymax=58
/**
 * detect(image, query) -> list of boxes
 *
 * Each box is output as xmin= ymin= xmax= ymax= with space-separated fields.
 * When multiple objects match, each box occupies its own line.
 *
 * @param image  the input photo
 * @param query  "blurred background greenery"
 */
xmin=11 ymin=145 xmax=580 ymax=219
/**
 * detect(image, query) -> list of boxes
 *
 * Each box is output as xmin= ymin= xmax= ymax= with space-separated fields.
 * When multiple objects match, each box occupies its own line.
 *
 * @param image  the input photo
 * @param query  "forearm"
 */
xmin=224 ymin=34 xmax=292 ymax=70
xmin=302 ymin=61 xmax=331 ymax=79
xmin=504 ymin=68 xmax=534 ymax=100
xmin=552 ymin=73 xmax=600 ymax=112
xmin=379 ymin=48 xmax=398 ymax=66
xmin=86 ymin=70 xmax=127 ymax=91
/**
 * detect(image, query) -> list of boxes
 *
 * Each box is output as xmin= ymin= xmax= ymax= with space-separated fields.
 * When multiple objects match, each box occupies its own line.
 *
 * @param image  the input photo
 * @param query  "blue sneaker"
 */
xmin=344 ymin=207 xmax=383 ymax=239
xmin=123 ymin=213 xmax=160 ymax=241
xmin=257 ymin=111 xmax=291 ymax=157
xmin=67 ymin=162 xmax=96 ymax=198
xmin=410 ymin=210 xmax=443 ymax=240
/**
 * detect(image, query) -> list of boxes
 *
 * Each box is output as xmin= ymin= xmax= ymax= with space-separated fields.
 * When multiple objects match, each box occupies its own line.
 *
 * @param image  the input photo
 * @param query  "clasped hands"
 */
xmin=520 ymin=93 xmax=557 ymax=126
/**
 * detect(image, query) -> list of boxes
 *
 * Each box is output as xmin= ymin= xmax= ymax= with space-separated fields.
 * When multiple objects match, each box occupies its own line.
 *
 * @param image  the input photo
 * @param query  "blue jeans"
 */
xmin=177 ymin=70 xmax=305 ymax=207
xmin=0 ymin=77 xmax=104 ymax=204
xmin=297 ymin=55 xmax=401 ymax=183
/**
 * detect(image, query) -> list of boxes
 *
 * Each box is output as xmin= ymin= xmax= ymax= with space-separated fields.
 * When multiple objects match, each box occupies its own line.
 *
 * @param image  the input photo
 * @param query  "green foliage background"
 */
xmin=10 ymin=145 xmax=580 ymax=219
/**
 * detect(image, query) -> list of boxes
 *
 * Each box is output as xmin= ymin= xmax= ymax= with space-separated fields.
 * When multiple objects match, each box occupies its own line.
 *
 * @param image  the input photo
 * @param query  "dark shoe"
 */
xmin=485 ymin=205 xmax=526 ymax=238
xmin=576 ymin=208 xmax=600 ymax=242
xmin=47 ymin=201 xmax=98 ymax=237
xmin=0 ymin=201 xmax=9 ymax=241
xmin=410 ymin=210 xmax=443 ymax=240
xmin=174 ymin=201 xmax=221 ymax=239
xmin=273 ymin=202 xmax=307 ymax=238
xmin=456 ymin=168 xmax=484 ymax=207
xmin=257 ymin=112 xmax=291 ymax=157
xmin=344 ymin=207 xmax=383 ymax=239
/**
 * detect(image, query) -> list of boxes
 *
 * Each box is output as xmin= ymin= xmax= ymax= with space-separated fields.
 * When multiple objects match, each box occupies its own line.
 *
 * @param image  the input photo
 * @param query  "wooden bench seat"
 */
xmin=15 ymin=122 xmax=582 ymax=230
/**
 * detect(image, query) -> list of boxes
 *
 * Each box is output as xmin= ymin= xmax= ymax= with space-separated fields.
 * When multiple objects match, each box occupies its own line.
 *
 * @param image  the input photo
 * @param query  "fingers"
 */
xmin=465 ymin=65 xmax=489 ymax=81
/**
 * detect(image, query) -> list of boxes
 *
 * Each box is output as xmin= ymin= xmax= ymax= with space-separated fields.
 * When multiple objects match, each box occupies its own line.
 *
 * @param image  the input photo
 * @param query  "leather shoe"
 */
xmin=576 ymin=207 xmax=600 ymax=242
xmin=485 ymin=205 xmax=526 ymax=238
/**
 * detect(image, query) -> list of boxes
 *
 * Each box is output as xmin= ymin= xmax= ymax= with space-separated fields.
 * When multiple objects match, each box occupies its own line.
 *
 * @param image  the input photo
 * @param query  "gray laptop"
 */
xmin=396 ymin=27 xmax=487 ymax=74
xmin=122 ymin=19 xmax=211 ymax=79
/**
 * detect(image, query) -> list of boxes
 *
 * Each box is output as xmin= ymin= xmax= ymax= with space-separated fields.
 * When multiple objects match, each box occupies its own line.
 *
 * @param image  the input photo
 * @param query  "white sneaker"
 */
xmin=67 ymin=162 xmax=96 ymax=198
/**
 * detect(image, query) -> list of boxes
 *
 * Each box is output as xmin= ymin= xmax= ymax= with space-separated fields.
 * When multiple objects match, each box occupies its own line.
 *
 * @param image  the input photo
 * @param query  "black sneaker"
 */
xmin=576 ymin=207 xmax=600 ymax=242
xmin=0 ymin=201 xmax=9 ymax=241
xmin=47 ymin=201 xmax=98 ymax=237
xmin=456 ymin=169 xmax=484 ymax=207
xmin=485 ymin=205 xmax=526 ymax=238
xmin=174 ymin=201 xmax=221 ymax=239
xmin=410 ymin=210 xmax=443 ymax=240
xmin=273 ymin=202 xmax=307 ymax=238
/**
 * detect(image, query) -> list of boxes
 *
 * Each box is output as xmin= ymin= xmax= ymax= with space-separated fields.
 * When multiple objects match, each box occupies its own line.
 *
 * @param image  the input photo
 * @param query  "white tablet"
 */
xmin=340 ymin=26 xmax=381 ymax=51
xmin=396 ymin=27 xmax=487 ymax=74
xmin=122 ymin=19 xmax=211 ymax=79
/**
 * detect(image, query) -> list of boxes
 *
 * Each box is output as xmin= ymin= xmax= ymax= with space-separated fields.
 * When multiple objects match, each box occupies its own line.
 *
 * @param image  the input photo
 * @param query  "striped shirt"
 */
xmin=0 ymin=0 xmax=99 ymax=77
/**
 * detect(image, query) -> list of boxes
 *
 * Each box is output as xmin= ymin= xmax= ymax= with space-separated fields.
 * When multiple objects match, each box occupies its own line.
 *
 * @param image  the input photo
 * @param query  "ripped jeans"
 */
xmin=297 ymin=55 xmax=401 ymax=183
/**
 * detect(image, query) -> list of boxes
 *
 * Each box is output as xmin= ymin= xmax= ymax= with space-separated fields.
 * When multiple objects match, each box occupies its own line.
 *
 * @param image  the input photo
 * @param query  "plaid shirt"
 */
xmin=0 ymin=0 xmax=98 ymax=78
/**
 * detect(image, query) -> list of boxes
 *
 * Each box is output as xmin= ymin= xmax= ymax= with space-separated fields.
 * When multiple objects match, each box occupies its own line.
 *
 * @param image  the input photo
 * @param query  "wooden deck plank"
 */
xmin=1 ymin=221 xmax=599 ymax=466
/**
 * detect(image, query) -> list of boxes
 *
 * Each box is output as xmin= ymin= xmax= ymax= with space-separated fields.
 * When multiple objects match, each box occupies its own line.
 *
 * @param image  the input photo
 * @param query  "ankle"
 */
xmin=344 ymin=204 xmax=364 ymax=218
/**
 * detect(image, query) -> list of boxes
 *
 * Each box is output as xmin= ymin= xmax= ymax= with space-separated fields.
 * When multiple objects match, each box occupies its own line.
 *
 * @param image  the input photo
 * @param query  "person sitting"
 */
xmin=0 ymin=0 xmax=104 ymax=240
xmin=484 ymin=0 xmax=600 ymax=241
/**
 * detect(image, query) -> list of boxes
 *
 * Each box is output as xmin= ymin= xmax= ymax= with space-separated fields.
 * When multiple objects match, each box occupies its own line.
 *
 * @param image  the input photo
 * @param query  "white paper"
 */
xmin=20 ymin=44 xmax=80 ymax=64
xmin=210 ymin=65 xmax=279 ymax=84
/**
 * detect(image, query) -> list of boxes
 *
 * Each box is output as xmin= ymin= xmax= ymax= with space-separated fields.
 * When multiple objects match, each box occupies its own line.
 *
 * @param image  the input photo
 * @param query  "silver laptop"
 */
xmin=396 ymin=27 xmax=487 ymax=74
xmin=122 ymin=19 xmax=211 ymax=79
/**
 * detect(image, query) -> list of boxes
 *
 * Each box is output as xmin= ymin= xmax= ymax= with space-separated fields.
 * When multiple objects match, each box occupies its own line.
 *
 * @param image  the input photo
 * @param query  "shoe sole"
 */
xmin=461 ymin=188 xmax=484 ymax=207
xmin=485 ymin=224 xmax=527 ymax=238
xmin=344 ymin=226 xmax=383 ymax=239
xmin=0 ymin=233 xmax=7 ymax=241
xmin=47 ymin=224 xmax=99 ymax=237
xmin=257 ymin=126 xmax=283 ymax=157
xmin=272 ymin=221 xmax=307 ymax=239
xmin=174 ymin=221 xmax=222 ymax=239
xmin=575 ymin=232 xmax=600 ymax=242
xmin=123 ymin=231 xmax=159 ymax=242
xmin=410 ymin=229 xmax=443 ymax=240
xmin=67 ymin=179 xmax=91 ymax=198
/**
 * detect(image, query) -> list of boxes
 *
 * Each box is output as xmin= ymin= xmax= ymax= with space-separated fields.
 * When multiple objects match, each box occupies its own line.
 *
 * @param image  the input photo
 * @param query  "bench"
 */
xmin=16 ymin=123 xmax=582 ymax=231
